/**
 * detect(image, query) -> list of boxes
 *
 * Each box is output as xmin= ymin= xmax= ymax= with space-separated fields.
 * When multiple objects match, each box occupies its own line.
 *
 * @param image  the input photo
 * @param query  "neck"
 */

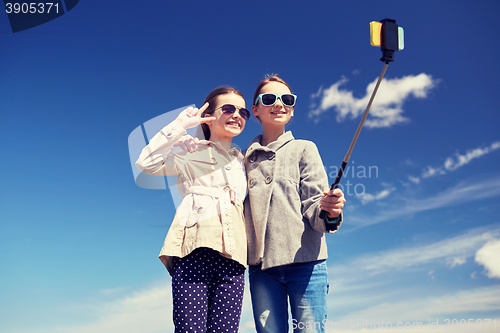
xmin=260 ymin=124 xmax=286 ymax=146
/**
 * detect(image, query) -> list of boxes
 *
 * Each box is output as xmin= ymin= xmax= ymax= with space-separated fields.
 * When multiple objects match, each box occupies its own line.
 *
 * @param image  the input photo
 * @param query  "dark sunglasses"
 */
xmin=214 ymin=104 xmax=251 ymax=120
xmin=254 ymin=93 xmax=297 ymax=107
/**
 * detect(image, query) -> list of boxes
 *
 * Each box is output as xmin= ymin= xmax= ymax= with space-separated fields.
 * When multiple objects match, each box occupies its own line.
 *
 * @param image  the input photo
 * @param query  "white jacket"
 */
xmin=136 ymin=120 xmax=248 ymax=269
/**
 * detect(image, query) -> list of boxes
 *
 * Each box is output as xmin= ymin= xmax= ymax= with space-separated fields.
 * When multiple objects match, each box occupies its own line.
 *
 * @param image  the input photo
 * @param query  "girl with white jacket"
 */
xmin=136 ymin=87 xmax=250 ymax=333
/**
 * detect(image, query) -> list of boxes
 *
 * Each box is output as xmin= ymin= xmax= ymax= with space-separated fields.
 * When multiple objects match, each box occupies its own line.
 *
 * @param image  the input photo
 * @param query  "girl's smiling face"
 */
xmin=206 ymin=93 xmax=247 ymax=142
xmin=252 ymin=81 xmax=294 ymax=127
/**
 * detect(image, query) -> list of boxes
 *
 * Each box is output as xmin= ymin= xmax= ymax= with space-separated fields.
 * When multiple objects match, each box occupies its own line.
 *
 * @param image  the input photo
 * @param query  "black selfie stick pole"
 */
xmin=319 ymin=62 xmax=389 ymax=220
xmin=320 ymin=18 xmax=402 ymax=223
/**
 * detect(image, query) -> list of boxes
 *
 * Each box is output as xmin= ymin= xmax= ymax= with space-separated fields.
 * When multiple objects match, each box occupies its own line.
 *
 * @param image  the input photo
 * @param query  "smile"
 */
xmin=226 ymin=120 xmax=241 ymax=128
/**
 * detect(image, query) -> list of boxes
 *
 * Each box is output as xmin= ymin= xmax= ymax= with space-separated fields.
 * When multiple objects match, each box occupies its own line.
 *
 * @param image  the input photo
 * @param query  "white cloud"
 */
xmin=422 ymin=165 xmax=446 ymax=178
xmin=447 ymin=257 xmax=466 ymax=268
xmin=445 ymin=141 xmax=500 ymax=171
xmin=327 ymin=286 xmax=500 ymax=332
xmin=308 ymin=73 xmax=436 ymax=128
xmin=356 ymin=187 xmax=395 ymax=204
xmin=347 ymin=175 xmax=500 ymax=228
xmin=23 ymin=229 xmax=500 ymax=333
xmin=408 ymin=176 xmax=420 ymax=184
xmin=330 ymin=226 xmax=500 ymax=278
xmin=475 ymin=239 xmax=500 ymax=279
xmin=34 ymin=278 xmax=256 ymax=333
xmin=326 ymin=227 xmax=500 ymax=332
xmin=55 ymin=282 xmax=172 ymax=333
xmin=420 ymin=141 xmax=500 ymax=179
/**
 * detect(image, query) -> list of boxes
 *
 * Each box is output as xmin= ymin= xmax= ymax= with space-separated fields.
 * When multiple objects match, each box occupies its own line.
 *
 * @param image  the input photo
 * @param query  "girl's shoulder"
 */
xmin=288 ymin=138 xmax=319 ymax=151
xmin=282 ymin=131 xmax=318 ymax=149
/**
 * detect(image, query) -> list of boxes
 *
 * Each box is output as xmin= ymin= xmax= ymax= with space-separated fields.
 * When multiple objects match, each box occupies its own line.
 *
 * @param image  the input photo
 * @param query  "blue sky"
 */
xmin=1 ymin=1 xmax=499 ymax=332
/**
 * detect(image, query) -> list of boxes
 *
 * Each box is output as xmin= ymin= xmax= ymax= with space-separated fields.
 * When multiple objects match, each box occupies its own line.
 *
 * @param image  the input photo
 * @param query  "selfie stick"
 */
xmin=321 ymin=19 xmax=404 ymax=223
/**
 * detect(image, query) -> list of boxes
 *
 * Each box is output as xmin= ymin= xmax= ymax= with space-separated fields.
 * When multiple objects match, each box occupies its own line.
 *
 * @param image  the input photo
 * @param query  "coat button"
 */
xmin=165 ymin=130 xmax=173 ymax=138
xmin=249 ymin=179 xmax=256 ymax=188
xmin=265 ymin=175 xmax=273 ymax=184
xmin=196 ymin=207 xmax=203 ymax=214
xmin=223 ymin=185 xmax=230 ymax=192
xmin=225 ymin=164 xmax=232 ymax=170
xmin=210 ymin=157 xmax=217 ymax=164
xmin=249 ymin=155 xmax=256 ymax=163
xmin=268 ymin=153 xmax=275 ymax=160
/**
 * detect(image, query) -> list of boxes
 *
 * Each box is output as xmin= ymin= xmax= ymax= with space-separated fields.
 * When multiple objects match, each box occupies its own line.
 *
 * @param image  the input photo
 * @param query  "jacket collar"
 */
xmin=198 ymin=140 xmax=244 ymax=160
xmin=245 ymin=131 xmax=294 ymax=156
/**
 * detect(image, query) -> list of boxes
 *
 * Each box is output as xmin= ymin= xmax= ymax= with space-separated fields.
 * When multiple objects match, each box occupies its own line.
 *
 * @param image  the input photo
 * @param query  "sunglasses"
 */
xmin=214 ymin=104 xmax=251 ymax=120
xmin=254 ymin=93 xmax=297 ymax=107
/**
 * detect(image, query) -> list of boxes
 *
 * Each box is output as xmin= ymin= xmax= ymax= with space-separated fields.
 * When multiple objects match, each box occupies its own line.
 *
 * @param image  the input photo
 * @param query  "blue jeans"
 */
xmin=249 ymin=260 xmax=329 ymax=333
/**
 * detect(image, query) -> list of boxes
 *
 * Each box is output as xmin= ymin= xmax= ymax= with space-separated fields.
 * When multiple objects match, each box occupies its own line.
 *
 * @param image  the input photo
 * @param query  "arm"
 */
xmin=135 ymin=104 xmax=214 ymax=176
xmin=135 ymin=120 xmax=187 ymax=176
xmin=299 ymin=142 xmax=344 ymax=233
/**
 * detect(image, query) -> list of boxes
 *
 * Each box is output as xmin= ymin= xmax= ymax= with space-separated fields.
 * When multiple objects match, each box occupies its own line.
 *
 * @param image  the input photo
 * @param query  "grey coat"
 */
xmin=243 ymin=131 xmax=342 ymax=270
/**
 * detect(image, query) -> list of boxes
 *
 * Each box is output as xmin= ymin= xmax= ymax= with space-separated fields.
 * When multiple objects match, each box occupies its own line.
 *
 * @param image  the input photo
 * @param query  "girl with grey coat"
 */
xmin=245 ymin=75 xmax=345 ymax=333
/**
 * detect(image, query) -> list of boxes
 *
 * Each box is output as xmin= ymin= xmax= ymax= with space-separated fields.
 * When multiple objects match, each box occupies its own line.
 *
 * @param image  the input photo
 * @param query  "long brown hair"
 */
xmin=200 ymin=87 xmax=244 ymax=140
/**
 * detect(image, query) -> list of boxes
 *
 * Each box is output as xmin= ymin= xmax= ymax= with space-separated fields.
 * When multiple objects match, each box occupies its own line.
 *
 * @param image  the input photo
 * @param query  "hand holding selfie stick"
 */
xmin=321 ymin=19 xmax=404 ymax=222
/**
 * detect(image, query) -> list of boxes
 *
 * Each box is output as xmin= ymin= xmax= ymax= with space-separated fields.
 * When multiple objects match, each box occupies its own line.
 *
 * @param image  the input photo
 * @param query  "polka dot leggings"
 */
xmin=171 ymin=247 xmax=245 ymax=333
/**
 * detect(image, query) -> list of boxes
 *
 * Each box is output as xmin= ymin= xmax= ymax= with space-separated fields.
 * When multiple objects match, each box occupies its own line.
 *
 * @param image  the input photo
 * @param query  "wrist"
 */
xmin=325 ymin=214 xmax=341 ymax=224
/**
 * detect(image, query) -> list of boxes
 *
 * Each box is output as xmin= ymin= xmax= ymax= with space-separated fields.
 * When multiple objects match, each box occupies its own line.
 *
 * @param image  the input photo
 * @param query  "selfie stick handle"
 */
xmin=320 ymin=62 xmax=389 ymax=220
